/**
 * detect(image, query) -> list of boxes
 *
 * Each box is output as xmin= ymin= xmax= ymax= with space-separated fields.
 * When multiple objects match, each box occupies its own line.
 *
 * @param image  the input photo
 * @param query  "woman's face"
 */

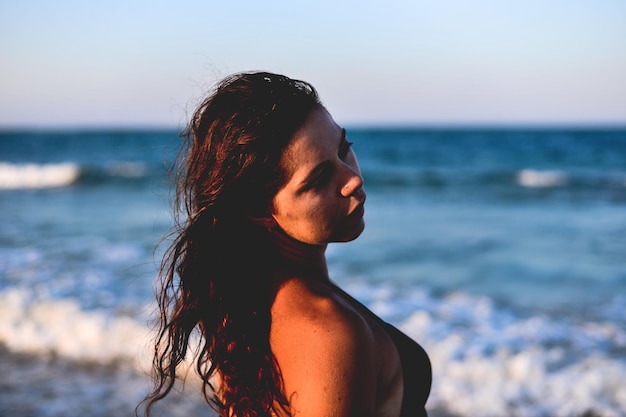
xmin=271 ymin=107 xmax=366 ymax=245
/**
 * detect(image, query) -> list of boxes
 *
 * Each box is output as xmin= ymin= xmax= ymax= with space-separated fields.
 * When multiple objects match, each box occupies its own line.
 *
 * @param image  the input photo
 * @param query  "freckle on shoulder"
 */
xmin=273 ymin=278 xmax=349 ymax=321
xmin=270 ymin=277 xmax=369 ymax=345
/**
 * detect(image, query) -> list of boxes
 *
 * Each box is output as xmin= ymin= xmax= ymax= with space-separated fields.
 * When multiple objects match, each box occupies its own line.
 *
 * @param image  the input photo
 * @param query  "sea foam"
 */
xmin=0 ymin=288 xmax=151 ymax=369
xmin=517 ymin=169 xmax=567 ymax=188
xmin=0 ymin=162 xmax=80 ymax=189
xmin=397 ymin=291 xmax=626 ymax=417
xmin=1 ymin=285 xmax=625 ymax=417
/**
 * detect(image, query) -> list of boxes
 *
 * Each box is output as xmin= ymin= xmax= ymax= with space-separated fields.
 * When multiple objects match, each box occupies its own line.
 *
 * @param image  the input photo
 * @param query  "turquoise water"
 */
xmin=1 ymin=128 xmax=625 ymax=416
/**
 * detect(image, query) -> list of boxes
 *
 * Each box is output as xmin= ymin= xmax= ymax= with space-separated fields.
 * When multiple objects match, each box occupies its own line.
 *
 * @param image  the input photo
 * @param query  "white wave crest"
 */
xmin=399 ymin=292 xmax=626 ymax=417
xmin=517 ymin=169 xmax=567 ymax=188
xmin=0 ymin=162 xmax=80 ymax=189
xmin=0 ymin=289 xmax=151 ymax=370
xmin=2 ymin=284 xmax=625 ymax=417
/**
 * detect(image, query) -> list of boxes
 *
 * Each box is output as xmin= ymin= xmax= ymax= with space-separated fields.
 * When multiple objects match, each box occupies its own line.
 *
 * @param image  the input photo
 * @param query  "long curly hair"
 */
xmin=142 ymin=72 xmax=321 ymax=416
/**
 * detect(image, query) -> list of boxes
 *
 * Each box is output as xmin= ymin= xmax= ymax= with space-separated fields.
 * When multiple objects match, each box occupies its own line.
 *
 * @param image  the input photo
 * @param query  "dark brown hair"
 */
xmin=142 ymin=72 xmax=321 ymax=416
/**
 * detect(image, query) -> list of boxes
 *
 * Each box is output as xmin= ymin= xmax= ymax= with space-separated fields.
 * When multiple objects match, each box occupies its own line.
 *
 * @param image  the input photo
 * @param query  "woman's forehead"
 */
xmin=280 ymin=108 xmax=342 ymax=179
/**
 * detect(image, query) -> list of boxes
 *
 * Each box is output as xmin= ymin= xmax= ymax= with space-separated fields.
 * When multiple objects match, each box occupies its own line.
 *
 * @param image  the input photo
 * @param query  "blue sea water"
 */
xmin=0 ymin=128 xmax=625 ymax=417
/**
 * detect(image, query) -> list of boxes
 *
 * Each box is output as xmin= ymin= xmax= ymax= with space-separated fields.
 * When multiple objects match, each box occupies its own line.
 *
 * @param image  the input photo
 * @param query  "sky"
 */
xmin=1 ymin=0 xmax=625 ymax=128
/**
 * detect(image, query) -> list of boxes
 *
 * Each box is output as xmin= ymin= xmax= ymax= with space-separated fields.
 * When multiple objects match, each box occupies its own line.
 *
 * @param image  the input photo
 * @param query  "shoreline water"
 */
xmin=1 ymin=128 xmax=625 ymax=416
xmin=0 ymin=348 xmax=464 ymax=417
xmin=1 ymin=281 xmax=624 ymax=417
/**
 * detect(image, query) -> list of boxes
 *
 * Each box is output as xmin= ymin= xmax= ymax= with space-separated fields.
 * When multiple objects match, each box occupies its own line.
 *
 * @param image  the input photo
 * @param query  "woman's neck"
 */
xmin=269 ymin=226 xmax=329 ymax=281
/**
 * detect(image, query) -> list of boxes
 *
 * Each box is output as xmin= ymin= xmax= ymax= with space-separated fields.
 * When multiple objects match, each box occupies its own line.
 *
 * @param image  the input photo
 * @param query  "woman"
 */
xmin=144 ymin=72 xmax=431 ymax=417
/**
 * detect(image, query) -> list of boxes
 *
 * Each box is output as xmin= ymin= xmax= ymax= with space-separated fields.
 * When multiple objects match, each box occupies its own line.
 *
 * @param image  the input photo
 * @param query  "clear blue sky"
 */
xmin=1 ymin=0 xmax=625 ymax=128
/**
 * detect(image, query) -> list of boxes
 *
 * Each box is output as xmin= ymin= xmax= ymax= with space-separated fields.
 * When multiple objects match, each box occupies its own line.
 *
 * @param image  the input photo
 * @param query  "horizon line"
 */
xmin=2 ymin=121 xmax=626 ymax=133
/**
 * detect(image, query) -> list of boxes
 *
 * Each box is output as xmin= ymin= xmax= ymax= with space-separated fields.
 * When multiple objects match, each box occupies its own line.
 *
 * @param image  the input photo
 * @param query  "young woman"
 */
xmin=144 ymin=72 xmax=431 ymax=417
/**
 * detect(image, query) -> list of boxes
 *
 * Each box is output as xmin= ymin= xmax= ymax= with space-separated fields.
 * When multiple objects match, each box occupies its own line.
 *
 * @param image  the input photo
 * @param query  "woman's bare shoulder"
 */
xmin=270 ymin=277 xmax=378 ymax=416
xmin=271 ymin=277 xmax=368 ymax=337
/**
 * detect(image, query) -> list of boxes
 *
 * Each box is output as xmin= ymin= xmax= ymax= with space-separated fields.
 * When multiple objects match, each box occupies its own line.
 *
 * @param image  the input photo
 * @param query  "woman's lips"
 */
xmin=348 ymin=202 xmax=365 ymax=219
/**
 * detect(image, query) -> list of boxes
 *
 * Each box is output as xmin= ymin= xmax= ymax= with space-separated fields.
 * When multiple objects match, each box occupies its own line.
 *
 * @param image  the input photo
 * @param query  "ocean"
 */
xmin=0 ymin=128 xmax=625 ymax=417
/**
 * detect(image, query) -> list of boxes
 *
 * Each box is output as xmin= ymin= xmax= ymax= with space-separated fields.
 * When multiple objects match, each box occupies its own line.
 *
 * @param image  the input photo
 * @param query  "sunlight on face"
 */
xmin=272 ymin=107 xmax=366 ymax=245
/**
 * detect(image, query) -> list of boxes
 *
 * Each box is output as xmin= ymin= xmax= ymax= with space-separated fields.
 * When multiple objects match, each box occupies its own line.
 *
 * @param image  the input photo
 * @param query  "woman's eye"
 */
xmin=309 ymin=169 xmax=333 ymax=189
xmin=338 ymin=140 xmax=353 ymax=160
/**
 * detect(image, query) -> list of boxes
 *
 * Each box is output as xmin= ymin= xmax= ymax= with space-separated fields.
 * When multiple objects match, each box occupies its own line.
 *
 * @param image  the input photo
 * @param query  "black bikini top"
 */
xmin=382 ymin=322 xmax=431 ymax=417
xmin=331 ymin=284 xmax=432 ymax=417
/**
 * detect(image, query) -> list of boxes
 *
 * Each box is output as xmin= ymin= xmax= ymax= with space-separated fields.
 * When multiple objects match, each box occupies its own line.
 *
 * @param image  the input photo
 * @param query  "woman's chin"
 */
xmin=332 ymin=220 xmax=365 ymax=243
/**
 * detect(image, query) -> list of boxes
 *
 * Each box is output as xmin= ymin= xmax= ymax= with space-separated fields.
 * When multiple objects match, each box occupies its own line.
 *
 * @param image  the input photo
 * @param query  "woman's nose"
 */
xmin=340 ymin=169 xmax=364 ymax=197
